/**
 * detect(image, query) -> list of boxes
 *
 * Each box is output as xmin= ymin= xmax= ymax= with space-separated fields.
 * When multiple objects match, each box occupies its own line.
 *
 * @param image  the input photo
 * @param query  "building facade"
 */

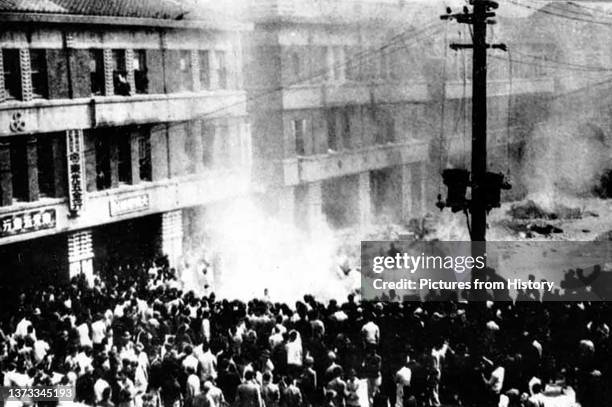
xmin=0 ymin=2 xmax=252 ymax=289
xmin=244 ymin=0 xmax=564 ymax=232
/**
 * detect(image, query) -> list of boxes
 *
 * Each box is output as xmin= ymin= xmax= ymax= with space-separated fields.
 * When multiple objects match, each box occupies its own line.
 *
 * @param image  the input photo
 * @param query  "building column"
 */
xmin=358 ymin=172 xmax=372 ymax=225
xmin=191 ymin=50 xmax=201 ymax=92
xmin=109 ymin=135 xmax=119 ymax=189
xmin=103 ymin=49 xmax=114 ymax=96
xmin=51 ymin=136 xmax=66 ymax=198
xmin=67 ymin=230 xmax=94 ymax=286
xmin=420 ymin=161 xmax=428 ymax=217
xmin=26 ymin=136 xmax=39 ymax=202
xmin=306 ymin=181 xmax=324 ymax=233
xmin=209 ymin=51 xmax=219 ymax=89
xmin=162 ymin=210 xmax=183 ymax=269
xmin=402 ymin=162 xmax=427 ymax=219
xmin=401 ymin=164 xmax=413 ymax=222
xmin=191 ymin=121 xmax=205 ymax=173
xmin=0 ymin=141 xmax=12 ymax=206
xmin=125 ymin=49 xmax=135 ymax=95
xmin=130 ymin=130 xmax=141 ymax=185
xmin=0 ymin=50 xmax=5 ymax=102
xmin=19 ymin=49 xmax=32 ymax=102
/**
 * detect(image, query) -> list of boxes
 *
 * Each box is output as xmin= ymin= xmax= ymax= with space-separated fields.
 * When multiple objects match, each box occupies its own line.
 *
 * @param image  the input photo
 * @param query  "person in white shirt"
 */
xmin=186 ymin=366 xmax=201 ymax=402
xmin=91 ymin=317 xmax=107 ymax=347
xmin=204 ymin=380 xmax=226 ymax=407
xmin=196 ymin=342 xmax=217 ymax=381
xmin=14 ymin=317 xmax=32 ymax=338
xmin=395 ymin=356 xmax=412 ymax=407
xmin=482 ymin=357 xmax=505 ymax=406
xmin=269 ymin=326 xmax=284 ymax=350
xmin=285 ymin=330 xmax=303 ymax=374
xmin=33 ymin=338 xmax=50 ymax=364
xmin=360 ymin=319 xmax=380 ymax=347
xmin=182 ymin=345 xmax=200 ymax=374
xmin=201 ymin=312 xmax=211 ymax=344
xmin=94 ymin=374 xmax=111 ymax=404
xmin=76 ymin=321 xmax=92 ymax=348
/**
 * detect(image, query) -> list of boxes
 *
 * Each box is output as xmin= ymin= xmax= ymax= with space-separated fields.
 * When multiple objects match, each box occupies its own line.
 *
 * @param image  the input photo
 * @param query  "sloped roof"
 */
xmin=0 ymin=0 xmax=188 ymax=20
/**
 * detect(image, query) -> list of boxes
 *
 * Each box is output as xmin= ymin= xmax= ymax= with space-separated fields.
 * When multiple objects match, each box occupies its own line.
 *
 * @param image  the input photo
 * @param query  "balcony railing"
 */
xmin=0 ymin=91 xmax=248 ymax=137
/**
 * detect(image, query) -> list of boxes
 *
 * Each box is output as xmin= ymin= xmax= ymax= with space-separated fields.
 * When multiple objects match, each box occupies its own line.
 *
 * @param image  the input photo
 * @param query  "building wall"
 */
xmin=0 ymin=21 xmax=252 ymax=249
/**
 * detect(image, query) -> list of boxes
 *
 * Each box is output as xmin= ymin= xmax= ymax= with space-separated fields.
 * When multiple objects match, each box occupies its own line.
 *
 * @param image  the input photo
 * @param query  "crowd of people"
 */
xmin=0 ymin=256 xmax=610 ymax=407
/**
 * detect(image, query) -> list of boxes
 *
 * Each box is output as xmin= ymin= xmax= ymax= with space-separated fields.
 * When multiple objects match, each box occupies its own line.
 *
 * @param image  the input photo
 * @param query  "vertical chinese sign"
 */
xmin=66 ymin=129 xmax=84 ymax=215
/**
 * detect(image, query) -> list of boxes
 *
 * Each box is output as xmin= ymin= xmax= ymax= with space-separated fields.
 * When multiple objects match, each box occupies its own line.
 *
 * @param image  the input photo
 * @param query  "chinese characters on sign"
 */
xmin=0 ymin=209 xmax=56 ymax=237
xmin=109 ymin=194 xmax=150 ymax=217
xmin=66 ymin=129 xmax=84 ymax=215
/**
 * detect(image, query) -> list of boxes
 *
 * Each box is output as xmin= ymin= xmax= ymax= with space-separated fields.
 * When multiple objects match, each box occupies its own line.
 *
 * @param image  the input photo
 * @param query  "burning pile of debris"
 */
xmin=498 ymin=200 xmax=590 ymax=238
xmin=507 ymin=200 xmax=583 ymax=220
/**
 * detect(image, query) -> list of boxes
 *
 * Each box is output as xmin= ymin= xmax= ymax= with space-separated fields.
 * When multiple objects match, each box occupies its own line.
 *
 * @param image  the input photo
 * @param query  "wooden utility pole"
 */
xmin=441 ymin=0 xmax=506 ymax=243
xmin=471 ymin=0 xmax=489 ymax=242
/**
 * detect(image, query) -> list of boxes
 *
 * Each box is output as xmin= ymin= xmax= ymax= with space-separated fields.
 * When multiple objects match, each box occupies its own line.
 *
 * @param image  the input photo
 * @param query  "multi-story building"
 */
xmin=2 ymin=0 xmax=611 ymax=290
xmin=246 ymin=0 xmax=440 ymax=232
xmin=0 ymin=1 xmax=252 ymax=289
xmin=244 ymin=0 xmax=564 ymax=231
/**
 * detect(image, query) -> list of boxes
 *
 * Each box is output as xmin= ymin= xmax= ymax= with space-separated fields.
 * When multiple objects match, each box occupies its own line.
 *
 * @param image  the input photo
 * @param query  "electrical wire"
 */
xmin=509 ymin=49 xmax=612 ymax=72
xmin=439 ymin=19 xmax=450 ymax=194
xmin=505 ymin=48 xmax=513 ymax=175
xmin=488 ymin=54 xmax=612 ymax=74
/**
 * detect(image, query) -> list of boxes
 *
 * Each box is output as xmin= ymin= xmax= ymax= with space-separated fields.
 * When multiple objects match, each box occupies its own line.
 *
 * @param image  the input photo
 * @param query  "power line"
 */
xmin=508 ymin=49 xmax=612 ymax=72
xmin=489 ymin=53 xmax=612 ymax=74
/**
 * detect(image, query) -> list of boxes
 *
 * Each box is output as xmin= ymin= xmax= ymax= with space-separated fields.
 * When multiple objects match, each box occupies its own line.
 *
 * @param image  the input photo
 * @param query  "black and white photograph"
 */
xmin=0 ymin=0 xmax=612 ymax=406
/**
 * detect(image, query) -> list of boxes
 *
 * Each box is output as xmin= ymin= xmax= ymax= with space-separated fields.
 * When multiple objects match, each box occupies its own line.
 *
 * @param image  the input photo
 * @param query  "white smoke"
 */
xmin=521 ymin=120 xmax=612 ymax=210
xmin=184 ymin=196 xmax=354 ymax=303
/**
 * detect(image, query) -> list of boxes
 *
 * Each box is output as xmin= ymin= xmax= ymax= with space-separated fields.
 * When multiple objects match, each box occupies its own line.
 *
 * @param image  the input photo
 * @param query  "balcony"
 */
xmin=282 ymin=140 xmax=428 ymax=186
xmin=0 ymin=168 xmax=251 ymax=245
xmin=0 ymin=91 xmax=248 ymax=137
xmin=280 ymin=77 xmax=556 ymax=110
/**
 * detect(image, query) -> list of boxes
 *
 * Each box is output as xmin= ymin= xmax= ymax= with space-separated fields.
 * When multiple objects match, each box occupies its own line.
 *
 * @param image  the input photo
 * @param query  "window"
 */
xmin=184 ymin=123 xmax=197 ymax=175
xmin=216 ymin=121 xmax=231 ymax=167
xmin=380 ymin=49 xmax=390 ymax=81
xmin=179 ymin=50 xmax=192 ymax=91
xmin=345 ymin=46 xmax=358 ymax=81
xmin=201 ymin=121 xmax=214 ymax=168
xmin=117 ymin=133 xmax=131 ymax=184
xmin=333 ymin=47 xmax=343 ymax=81
xmin=215 ymin=51 xmax=227 ymax=89
xmin=138 ymin=132 xmax=152 ymax=182
xmin=291 ymin=52 xmax=300 ymax=81
xmin=293 ymin=119 xmax=306 ymax=156
xmin=112 ymin=50 xmax=130 ymax=96
xmin=373 ymin=107 xmax=384 ymax=144
xmin=30 ymin=50 xmax=48 ymax=98
xmin=95 ymin=136 xmax=111 ymax=191
xmin=37 ymin=136 xmax=56 ymax=197
xmin=199 ymin=51 xmax=210 ymax=89
xmin=3 ymin=49 xmax=21 ymax=99
xmin=341 ymin=108 xmax=351 ymax=149
xmin=133 ymin=50 xmax=148 ymax=94
xmin=10 ymin=139 xmax=27 ymax=202
xmin=89 ymin=49 xmax=105 ymax=96
xmin=385 ymin=114 xmax=395 ymax=143
xmin=327 ymin=109 xmax=337 ymax=151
